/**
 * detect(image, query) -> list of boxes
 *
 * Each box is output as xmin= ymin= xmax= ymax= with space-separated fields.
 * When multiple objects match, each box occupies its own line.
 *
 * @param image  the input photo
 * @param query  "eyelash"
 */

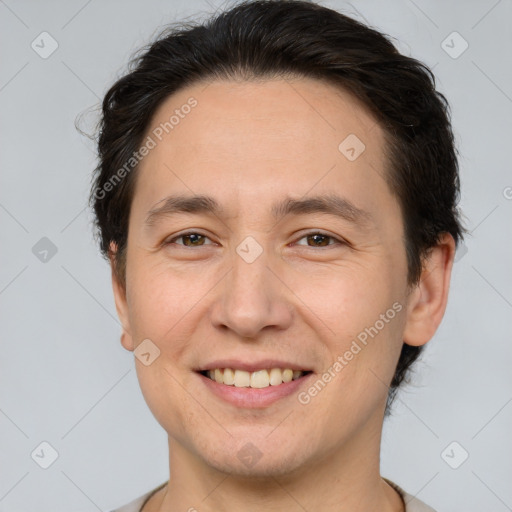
xmin=163 ymin=231 xmax=346 ymax=249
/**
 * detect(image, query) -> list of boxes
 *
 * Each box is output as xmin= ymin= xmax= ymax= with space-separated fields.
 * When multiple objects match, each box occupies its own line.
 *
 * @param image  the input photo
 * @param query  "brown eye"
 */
xmin=296 ymin=232 xmax=342 ymax=248
xmin=307 ymin=234 xmax=330 ymax=247
xmin=182 ymin=233 xmax=205 ymax=246
xmin=165 ymin=232 xmax=213 ymax=247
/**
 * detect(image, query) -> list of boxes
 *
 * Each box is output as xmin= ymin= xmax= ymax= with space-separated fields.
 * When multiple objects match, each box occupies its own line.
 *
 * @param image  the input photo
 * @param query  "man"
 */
xmin=90 ymin=1 xmax=464 ymax=510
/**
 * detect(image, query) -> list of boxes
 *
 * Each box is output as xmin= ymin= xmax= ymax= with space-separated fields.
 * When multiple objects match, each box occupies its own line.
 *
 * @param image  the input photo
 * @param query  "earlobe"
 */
xmin=120 ymin=330 xmax=134 ymax=352
xmin=403 ymin=233 xmax=456 ymax=347
xmin=109 ymin=242 xmax=135 ymax=352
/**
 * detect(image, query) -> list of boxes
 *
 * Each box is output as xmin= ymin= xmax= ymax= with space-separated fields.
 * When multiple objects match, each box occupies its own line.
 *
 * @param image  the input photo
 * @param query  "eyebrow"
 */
xmin=144 ymin=193 xmax=374 ymax=229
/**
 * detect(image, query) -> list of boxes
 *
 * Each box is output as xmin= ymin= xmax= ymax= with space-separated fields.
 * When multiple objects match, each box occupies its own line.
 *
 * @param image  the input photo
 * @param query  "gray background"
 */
xmin=1 ymin=0 xmax=511 ymax=510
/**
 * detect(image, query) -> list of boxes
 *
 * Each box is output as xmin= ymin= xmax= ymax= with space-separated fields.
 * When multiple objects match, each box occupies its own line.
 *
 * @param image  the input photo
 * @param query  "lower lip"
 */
xmin=198 ymin=372 xmax=313 ymax=408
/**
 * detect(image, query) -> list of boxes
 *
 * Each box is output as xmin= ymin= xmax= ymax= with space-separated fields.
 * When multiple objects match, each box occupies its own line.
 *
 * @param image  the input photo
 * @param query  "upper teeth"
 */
xmin=207 ymin=368 xmax=305 ymax=388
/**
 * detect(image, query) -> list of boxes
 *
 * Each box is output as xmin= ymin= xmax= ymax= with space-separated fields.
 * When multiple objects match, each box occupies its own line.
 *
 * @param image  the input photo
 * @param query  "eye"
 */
xmin=295 ymin=231 xmax=344 ymax=248
xmin=164 ymin=232 xmax=214 ymax=247
xmin=163 ymin=231 xmax=345 ymax=249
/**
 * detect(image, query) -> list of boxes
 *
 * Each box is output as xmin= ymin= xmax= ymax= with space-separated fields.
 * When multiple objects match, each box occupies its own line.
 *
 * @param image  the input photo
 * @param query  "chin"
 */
xmin=195 ymin=432 xmax=317 ymax=479
xmin=204 ymin=450 xmax=309 ymax=478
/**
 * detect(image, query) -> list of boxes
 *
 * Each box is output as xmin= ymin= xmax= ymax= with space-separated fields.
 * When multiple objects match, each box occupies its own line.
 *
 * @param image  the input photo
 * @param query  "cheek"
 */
xmin=300 ymin=266 xmax=405 ymax=397
xmin=127 ymin=258 xmax=200 ymax=339
xmin=296 ymin=263 xmax=397 ymax=340
xmin=126 ymin=257 xmax=225 ymax=401
xmin=134 ymin=361 xmax=192 ymax=443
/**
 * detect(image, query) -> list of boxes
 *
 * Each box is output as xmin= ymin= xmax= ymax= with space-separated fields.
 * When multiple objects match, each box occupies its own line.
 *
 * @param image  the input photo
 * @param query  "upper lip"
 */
xmin=196 ymin=359 xmax=313 ymax=373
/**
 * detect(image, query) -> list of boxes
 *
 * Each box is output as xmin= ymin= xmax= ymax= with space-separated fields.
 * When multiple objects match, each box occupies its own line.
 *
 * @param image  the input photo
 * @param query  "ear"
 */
xmin=109 ymin=242 xmax=134 ymax=352
xmin=403 ymin=233 xmax=456 ymax=347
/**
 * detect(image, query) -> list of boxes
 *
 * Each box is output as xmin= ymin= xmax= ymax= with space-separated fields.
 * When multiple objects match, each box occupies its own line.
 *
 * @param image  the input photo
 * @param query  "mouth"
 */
xmin=196 ymin=365 xmax=314 ymax=408
xmin=199 ymin=367 xmax=313 ymax=388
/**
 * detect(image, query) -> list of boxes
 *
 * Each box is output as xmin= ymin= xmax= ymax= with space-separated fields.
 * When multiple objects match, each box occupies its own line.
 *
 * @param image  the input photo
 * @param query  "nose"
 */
xmin=210 ymin=245 xmax=293 ymax=339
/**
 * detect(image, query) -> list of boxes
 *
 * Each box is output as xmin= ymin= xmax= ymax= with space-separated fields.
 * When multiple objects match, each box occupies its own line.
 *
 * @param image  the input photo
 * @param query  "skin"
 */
xmin=110 ymin=77 xmax=455 ymax=511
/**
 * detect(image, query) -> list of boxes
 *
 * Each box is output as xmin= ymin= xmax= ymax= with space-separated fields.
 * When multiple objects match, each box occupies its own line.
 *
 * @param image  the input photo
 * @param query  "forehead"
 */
xmin=132 ymin=77 xmax=390 ymax=221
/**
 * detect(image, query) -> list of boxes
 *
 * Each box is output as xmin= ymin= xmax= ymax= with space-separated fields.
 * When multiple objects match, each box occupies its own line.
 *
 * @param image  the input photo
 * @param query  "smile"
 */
xmin=200 ymin=368 xmax=312 ymax=388
xmin=197 ymin=366 xmax=314 ymax=408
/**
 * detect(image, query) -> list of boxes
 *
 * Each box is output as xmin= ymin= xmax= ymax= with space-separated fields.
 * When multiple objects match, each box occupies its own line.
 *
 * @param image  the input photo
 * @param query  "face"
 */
xmin=112 ymin=77 xmax=438 ymax=477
